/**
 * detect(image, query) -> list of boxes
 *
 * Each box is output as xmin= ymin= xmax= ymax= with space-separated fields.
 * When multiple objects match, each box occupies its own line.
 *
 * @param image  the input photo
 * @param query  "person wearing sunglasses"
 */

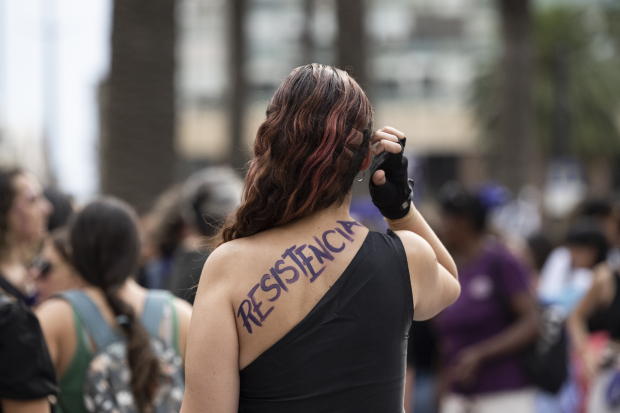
xmin=32 ymin=228 xmax=84 ymax=304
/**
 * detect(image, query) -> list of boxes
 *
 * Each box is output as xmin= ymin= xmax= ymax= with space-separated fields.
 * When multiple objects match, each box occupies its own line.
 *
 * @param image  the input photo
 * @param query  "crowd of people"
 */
xmin=401 ymin=188 xmax=620 ymax=413
xmin=1 ymin=64 xmax=620 ymax=413
xmin=0 ymin=165 xmax=239 ymax=413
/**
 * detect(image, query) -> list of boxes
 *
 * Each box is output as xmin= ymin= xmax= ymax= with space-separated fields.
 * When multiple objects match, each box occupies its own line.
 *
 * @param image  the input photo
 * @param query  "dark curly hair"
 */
xmin=216 ymin=64 xmax=373 ymax=246
xmin=0 ymin=167 xmax=24 ymax=261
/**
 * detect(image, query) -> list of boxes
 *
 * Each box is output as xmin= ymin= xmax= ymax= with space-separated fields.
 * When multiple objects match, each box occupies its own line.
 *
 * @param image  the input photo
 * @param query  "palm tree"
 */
xmin=229 ymin=0 xmax=249 ymax=172
xmin=336 ymin=0 xmax=368 ymax=92
xmin=494 ymin=0 xmax=534 ymax=192
xmin=473 ymin=4 xmax=620 ymax=174
xmin=100 ymin=0 xmax=176 ymax=214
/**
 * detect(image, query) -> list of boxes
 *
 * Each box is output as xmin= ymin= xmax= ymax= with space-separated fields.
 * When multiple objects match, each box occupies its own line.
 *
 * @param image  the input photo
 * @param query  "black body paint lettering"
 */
xmin=275 ymin=259 xmax=299 ymax=284
xmin=237 ymin=299 xmax=262 ymax=334
xmin=337 ymin=220 xmax=362 ymax=235
xmin=309 ymin=236 xmax=335 ymax=264
xmin=295 ymin=244 xmax=325 ymax=283
xmin=248 ymin=283 xmax=274 ymax=323
xmin=282 ymin=245 xmax=307 ymax=276
xmin=335 ymin=227 xmax=354 ymax=242
xmin=260 ymin=273 xmax=281 ymax=302
xmin=322 ymin=230 xmax=345 ymax=253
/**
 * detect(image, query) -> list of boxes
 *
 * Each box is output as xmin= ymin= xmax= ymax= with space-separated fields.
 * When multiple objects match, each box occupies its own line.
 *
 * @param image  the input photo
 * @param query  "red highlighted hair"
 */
xmin=217 ymin=64 xmax=373 ymax=246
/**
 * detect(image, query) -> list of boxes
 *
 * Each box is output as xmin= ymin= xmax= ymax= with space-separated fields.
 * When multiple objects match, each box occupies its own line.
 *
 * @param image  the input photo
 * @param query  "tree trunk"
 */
xmin=491 ymin=0 xmax=534 ymax=192
xmin=302 ymin=0 xmax=315 ymax=66
xmin=229 ymin=0 xmax=249 ymax=172
xmin=100 ymin=0 xmax=176 ymax=214
xmin=336 ymin=0 xmax=368 ymax=92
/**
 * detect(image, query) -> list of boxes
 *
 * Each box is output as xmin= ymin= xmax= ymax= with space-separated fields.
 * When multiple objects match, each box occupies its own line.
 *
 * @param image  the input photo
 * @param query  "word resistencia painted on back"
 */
xmin=237 ymin=220 xmax=363 ymax=334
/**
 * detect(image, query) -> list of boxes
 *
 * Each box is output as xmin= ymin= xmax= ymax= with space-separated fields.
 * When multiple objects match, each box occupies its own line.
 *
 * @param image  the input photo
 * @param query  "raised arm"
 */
xmin=180 ymin=248 xmax=240 ymax=413
xmin=369 ymin=126 xmax=459 ymax=320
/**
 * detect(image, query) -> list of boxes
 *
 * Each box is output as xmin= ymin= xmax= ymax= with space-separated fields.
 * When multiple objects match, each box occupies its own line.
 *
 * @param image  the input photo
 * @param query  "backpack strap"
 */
xmin=141 ymin=290 xmax=171 ymax=338
xmin=57 ymin=290 xmax=121 ymax=350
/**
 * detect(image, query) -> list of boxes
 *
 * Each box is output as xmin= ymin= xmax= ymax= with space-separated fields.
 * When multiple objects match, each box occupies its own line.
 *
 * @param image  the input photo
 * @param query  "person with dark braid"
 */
xmin=36 ymin=198 xmax=192 ymax=413
xmin=181 ymin=64 xmax=461 ymax=413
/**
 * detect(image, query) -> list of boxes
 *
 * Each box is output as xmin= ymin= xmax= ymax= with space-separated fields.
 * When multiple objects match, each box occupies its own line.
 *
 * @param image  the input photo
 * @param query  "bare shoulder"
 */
xmin=196 ymin=239 xmax=251 ymax=294
xmin=392 ymin=229 xmax=459 ymax=320
xmin=392 ymin=230 xmax=436 ymax=267
xmin=591 ymin=262 xmax=615 ymax=298
xmin=172 ymin=296 xmax=193 ymax=320
xmin=35 ymin=298 xmax=74 ymax=340
xmin=36 ymin=297 xmax=73 ymax=325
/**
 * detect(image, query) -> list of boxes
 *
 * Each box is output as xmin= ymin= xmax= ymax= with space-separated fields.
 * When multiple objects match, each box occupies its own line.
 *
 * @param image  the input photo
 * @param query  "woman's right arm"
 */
xmin=390 ymin=207 xmax=460 ymax=321
xmin=180 ymin=247 xmax=240 ymax=413
xmin=386 ymin=203 xmax=458 ymax=280
xmin=370 ymin=127 xmax=459 ymax=320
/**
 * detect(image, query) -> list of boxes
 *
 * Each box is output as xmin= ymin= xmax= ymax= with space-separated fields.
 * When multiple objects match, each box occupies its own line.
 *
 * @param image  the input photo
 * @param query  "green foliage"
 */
xmin=472 ymin=4 xmax=620 ymax=158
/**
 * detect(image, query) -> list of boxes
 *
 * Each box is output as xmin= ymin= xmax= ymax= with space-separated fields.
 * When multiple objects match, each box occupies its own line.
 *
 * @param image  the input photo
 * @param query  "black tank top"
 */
xmin=238 ymin=230 xmax=414 ymax=413
xmin=588 ymin=272 xmax=620 ymax=340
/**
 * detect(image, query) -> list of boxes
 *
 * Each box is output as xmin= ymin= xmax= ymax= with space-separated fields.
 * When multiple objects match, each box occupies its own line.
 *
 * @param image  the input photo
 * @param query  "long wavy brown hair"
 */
xmin=216 ymin=64 xmax=373 ymax=246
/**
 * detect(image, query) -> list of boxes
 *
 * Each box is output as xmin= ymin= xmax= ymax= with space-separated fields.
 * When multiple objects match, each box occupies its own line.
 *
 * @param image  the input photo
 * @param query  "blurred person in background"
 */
xmin=1 ymin=272 xmax=58 ymax=413
xmin=539 ymin=200 xmax=619 ymax=308
xmin=578 ymin=201 xmax=620 ymax=267
xmin=43 ymin=188 xmax=74 ymax=232
xmin=524 ymin=234 xmax=554 ymax=288
xmin=535 ymin=220 xmax=608 ymax=413
xmin=31 ymin=228 xmax=84 ymax=304
xmin=180 ymin=64 xmax=460 ymax=412
xmin=568 ymin=221 xmax=620 ymax=413
xmin=36 ymin=198 xmax=192 ymax=413
xmin=539 ymin=220 xmax=609 ymax=312
xmin=434 ymin=185 xmax=539 ymax=413
xmin=405 ymin=320 xmax=441 ymax=413
xmin=0 ymin=167 xmax=52 ymax=306
xmin=137 ymin=185 xmax=185 ymax=290
xmin=0 ymin=167 xmax=57 ymax=412
xmin=168 ymin=166 xmax=242 ymax=304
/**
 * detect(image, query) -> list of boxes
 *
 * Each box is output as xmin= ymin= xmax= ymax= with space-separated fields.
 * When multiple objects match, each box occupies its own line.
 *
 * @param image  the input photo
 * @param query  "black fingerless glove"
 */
xmin=368 ymin=138 xmax=414 ymax=220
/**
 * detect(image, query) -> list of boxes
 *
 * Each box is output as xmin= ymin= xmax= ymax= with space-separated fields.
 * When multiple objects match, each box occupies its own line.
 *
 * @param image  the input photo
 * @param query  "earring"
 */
xmin=358 ymin=170 xmax=365 ymax=182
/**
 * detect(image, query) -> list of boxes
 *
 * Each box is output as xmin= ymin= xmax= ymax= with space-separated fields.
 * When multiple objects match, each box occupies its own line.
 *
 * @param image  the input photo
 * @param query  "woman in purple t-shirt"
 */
xmin=435 ymin=188 xmax=539 ymax=413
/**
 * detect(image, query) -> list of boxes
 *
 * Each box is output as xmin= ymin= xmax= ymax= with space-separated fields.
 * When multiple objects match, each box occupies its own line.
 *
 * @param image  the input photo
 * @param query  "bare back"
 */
xmin=222 ymin=213 xmax=370 ymax=369
xmin=183 ymin=201 xmax=459 ymax=413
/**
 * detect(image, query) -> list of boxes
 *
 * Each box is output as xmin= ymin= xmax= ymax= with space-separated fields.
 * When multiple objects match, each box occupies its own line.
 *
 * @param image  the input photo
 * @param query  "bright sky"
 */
xmin=1 ymin=0 xmax=111 ymax=200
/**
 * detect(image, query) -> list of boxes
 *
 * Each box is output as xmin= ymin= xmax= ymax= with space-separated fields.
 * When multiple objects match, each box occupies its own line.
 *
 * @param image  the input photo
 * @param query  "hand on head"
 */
xmin=370 ymin=126 xmax=406 ymax=186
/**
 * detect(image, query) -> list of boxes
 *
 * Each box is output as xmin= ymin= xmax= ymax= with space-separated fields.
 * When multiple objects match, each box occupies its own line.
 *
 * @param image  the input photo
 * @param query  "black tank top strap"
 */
xmin=239 ymin=230 xmax=413 ymax=413
xmin=608 ymin=272 xmax=620 ymax=340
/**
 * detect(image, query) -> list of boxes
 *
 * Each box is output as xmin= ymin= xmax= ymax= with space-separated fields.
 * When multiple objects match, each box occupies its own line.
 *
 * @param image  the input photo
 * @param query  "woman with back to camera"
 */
xmin=180 ymin=63 xmax=461 ymax=413
xmin=36 ymin=198 xmax=192 ymax=413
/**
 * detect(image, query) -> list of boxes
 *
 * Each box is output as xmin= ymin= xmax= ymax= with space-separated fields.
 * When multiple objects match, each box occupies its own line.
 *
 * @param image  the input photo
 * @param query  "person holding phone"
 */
xmin=181 ymin=64 xmax=460 ymax=413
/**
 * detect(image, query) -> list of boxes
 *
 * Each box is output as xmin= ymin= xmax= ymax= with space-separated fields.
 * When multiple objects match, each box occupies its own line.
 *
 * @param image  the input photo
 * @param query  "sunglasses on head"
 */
xmin=33 ymin=258 xmax=53 ymax=278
